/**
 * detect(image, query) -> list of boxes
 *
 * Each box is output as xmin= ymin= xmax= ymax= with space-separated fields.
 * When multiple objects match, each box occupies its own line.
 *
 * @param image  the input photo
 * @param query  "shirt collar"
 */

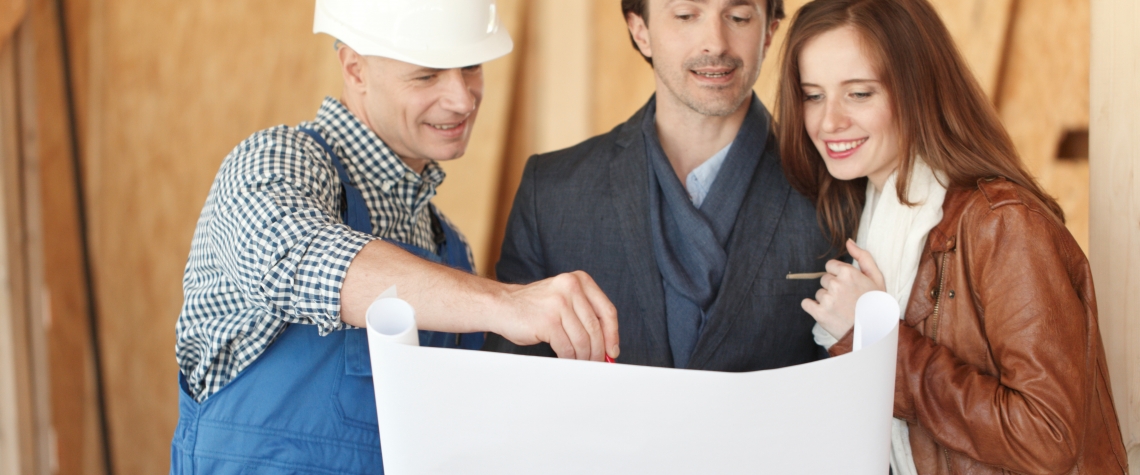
xmin=311 ymin=97 xmax=446 ymax=190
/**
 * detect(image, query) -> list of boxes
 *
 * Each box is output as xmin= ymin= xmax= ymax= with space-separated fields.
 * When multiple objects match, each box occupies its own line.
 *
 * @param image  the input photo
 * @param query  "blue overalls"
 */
xmin=171 ymin=128 xmax=482 ymax=474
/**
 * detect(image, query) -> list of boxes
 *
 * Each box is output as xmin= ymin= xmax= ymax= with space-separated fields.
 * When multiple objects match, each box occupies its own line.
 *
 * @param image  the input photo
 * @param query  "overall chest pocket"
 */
xmin=335 ymin=329 xmax=380 ymax=431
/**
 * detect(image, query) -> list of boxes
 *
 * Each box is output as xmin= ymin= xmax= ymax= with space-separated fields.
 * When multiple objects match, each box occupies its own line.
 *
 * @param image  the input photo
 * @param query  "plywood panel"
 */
xmin=431 ymin=0 xmax=525 ymax=274
xmin=0 ymin=0 xmax=27 ymax=49
xmin=0 ymin=30 xmax=36 ymax=475
xmin=533 ymin=0 xmax=593 ymax=153
xmin=995 ymin=0 xmax=1090 ymax=251
xmin=23 ymin=0 xmax=105 ymax=472
xmin=927 ymin=0 xmax=1013 ymax=98
xmin=1090 ymin=0 xmax=1140 ymax=470
xmin=82 ymin=1 xmax=344 ymax=472
xmin=590 ymin=0 xmax=655 ymax=135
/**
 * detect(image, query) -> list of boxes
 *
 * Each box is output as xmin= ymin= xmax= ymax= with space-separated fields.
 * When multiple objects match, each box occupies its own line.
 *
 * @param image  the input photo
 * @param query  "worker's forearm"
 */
xmin=339 ymin=240 xmax=508 ymax=333
xmin=340 ymin=239 xmax=620 ymax=361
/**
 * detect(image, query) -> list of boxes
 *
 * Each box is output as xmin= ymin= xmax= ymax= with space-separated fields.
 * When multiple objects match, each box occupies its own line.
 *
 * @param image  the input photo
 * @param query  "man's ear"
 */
xmin=762 ymin=19 xmax=780 ymax=54
xmin=626 ymin=12 xmax=653 ymax=60
xmin=338 ymin=45 xmax=367 ymax=93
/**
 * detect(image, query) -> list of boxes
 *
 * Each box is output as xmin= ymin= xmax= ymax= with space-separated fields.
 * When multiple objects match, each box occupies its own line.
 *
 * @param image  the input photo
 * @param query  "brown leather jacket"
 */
xmin=831 ymin=178 xmax=1128 ymax=474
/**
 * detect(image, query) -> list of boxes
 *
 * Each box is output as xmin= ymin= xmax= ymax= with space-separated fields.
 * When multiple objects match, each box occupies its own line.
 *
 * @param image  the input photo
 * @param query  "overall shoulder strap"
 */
xmin=297 ymin=127 xmax=373 ymax=234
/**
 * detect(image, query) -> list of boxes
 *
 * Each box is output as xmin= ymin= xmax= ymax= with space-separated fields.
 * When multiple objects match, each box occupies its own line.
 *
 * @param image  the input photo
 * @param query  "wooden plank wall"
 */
xmin=1090 ymin=0 xmax=1140 ymax=471
xmin=0 ymin=30 xmax=37 ymax=475
xmin=1 ymin=16 xmax=56 ymax=474
xmin=22 ymin=0 xmax=107 ymax=473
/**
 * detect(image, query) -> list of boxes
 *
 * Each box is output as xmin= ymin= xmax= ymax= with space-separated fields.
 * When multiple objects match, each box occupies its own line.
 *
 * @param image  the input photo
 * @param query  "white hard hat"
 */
xmin=313 ymin=0 xmax=514 ymax=69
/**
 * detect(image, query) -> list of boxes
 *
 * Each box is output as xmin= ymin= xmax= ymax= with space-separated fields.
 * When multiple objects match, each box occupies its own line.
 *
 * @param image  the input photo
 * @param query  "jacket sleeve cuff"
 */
xmin=827 ymin=328 xmax=855 ymax=356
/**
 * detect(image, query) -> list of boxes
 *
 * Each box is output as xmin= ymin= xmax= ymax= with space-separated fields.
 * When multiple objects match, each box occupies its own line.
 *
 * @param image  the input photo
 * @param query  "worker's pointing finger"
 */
xmin=576 ymin=271 xmax=620 ymax=359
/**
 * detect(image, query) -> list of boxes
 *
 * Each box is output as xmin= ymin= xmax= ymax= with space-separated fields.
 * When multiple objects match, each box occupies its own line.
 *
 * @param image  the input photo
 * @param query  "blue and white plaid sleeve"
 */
xmin=177 ymin=126 xmax=374 ymax=401
xmin=207 ymin=128 xmax=375 ymax=333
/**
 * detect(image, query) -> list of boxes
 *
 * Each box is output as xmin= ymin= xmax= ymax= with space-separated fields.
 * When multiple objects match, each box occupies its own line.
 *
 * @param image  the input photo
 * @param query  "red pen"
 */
xmin=605 ymin=355 xmax=616 ymax=363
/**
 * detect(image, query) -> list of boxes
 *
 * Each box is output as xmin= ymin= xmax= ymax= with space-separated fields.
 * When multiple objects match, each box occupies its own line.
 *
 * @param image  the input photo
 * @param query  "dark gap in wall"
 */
xmin=1057 ymin=129 xmax=1089 ymax=161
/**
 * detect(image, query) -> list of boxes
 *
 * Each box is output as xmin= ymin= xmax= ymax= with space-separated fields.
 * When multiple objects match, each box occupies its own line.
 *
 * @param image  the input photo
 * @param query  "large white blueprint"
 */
xmin=365 ymin=291 xmax=901 ymax=474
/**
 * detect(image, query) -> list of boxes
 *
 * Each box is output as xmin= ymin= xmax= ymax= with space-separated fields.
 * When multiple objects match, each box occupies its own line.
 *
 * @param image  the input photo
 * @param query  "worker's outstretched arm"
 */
xmin=339 ymin=241 xmax=619 ymax=362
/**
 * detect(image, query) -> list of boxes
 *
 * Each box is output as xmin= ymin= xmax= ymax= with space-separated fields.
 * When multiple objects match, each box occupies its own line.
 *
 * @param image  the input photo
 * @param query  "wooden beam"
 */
xmin=0 ymin=32 xmax=32 ymax=475
xmin=21 ymin=0 xmax=106 ymax=472
xmin=995 ymin=0 xmax=1091 ymax=252
xmin=1090 ymin=0 xmax=1140 ymax=471
xmin=0 ymin=24 xmax=50 ymax=475
xmin=0 ymin=0 xmax=28 ymax=50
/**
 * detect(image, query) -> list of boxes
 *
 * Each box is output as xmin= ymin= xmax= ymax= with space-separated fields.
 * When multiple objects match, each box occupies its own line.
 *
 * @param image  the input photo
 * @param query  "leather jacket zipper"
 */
xmin=929 ymin=251 xmax=951 ymax=342
xmin=931 ymin=247 xmax=954 ymax=470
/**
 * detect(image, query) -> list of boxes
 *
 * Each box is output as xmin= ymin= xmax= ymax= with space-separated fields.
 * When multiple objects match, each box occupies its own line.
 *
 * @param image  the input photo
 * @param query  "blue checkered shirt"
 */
xmin=177 ymin=97 xmax=472 ymax=402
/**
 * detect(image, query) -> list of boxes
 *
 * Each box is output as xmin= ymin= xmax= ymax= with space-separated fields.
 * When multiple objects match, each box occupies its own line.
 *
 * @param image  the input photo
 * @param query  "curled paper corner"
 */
xmin=853 ymin=291 xmax=900 ymax=352
xmin=365 ymin=293 xmax=419 ymax=347
xmin=377 ymin=285 xmax=398 ymax=300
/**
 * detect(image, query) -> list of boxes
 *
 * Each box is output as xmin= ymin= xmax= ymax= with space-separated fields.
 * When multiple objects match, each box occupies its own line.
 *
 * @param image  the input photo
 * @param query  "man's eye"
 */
xmin=462 ymin=65 xmax=482 ymax=73
xmin=675 ymin=13 xmax=695 ymax=21
xmin=417 ymin=74 xmax=436 ymax=81
xmin=731 ymin=15 xmax=751 ymax=24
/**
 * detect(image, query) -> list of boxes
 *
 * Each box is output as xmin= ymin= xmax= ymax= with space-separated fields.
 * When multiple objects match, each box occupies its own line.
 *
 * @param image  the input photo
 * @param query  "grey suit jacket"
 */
xmin=483 ymin=100 xmax=833 ymax=371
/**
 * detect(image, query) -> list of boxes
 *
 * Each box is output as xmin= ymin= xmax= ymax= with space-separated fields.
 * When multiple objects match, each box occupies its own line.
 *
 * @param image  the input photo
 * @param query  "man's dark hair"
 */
xmin=621 ymin=0 xmax=786 ymax=65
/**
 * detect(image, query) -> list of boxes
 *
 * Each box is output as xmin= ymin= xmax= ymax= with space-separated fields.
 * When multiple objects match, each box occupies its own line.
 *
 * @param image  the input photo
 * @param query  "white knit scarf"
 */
xmin=812 ymin=158 xmax=946 ymax=475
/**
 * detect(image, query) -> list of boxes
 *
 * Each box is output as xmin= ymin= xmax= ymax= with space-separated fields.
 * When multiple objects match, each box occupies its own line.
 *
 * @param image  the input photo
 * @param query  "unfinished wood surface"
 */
xmin=1090 ymin=0 xmax=1140 ymax=470
xmin=431 ymin=0 xmax=524 ymax=274
xmin=14 ymin=18 xmax=56 ymax=475
xmin=926 ymin=0 xmax=1013 ymax=98
xmin=533 ymin=0 xmax=592 ymax=153
xmin=22 ymin=0 xmax=105 ymax=473
xmin=590 ymin=0 xmax=655 ymax=136
xmin=995 ymin=0 xmax=1091 ymax=252
xmin=0 ymin=0 xmax=27 ymax=50
xmin=0 ymin=31 xmax=33 ymax=475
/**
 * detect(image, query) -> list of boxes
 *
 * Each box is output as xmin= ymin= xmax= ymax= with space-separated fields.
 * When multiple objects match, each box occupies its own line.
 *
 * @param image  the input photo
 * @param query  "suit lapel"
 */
xmin=687 ymin=136 xmax=791 ymax=369
xmin=608 ymin=106 xmax=671 ymax=365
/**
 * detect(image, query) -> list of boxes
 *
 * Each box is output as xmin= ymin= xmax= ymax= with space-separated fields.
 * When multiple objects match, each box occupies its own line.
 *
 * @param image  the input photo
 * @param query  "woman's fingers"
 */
xmin=846 ymin=239 xmax=886 ymax=290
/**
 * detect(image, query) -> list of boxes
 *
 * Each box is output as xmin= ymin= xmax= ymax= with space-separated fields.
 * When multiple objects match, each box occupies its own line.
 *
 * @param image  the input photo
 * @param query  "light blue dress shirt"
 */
xmin=685 ymin=141 xmax=734 ymax=208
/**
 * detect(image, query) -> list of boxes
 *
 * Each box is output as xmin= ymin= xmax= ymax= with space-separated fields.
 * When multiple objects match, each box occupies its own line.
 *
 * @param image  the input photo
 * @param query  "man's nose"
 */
xmin=438 ymin=69 xmax=477 ymax=115
xmin=699 ymin=16 xmax=730 ymax=56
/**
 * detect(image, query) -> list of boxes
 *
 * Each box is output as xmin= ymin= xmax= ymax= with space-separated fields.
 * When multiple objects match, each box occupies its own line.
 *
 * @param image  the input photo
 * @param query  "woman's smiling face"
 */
xmin=799 ymin=26 xmax=901 ymax=191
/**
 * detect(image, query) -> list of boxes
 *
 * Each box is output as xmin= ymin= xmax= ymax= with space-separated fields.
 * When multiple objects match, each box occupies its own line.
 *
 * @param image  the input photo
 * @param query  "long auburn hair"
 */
xmin=776 ymin=0 xmax=1064 ymax=251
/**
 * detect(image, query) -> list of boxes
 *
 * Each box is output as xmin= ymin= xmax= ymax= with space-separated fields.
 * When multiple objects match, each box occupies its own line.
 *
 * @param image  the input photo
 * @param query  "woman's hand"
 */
xmin=802 ymin=239 xmax=887 ymax=339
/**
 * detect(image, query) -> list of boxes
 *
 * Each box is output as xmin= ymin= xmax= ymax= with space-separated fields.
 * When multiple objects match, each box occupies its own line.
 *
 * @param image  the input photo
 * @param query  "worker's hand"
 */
xmin=491 ymin=271 xmax=619 ymax=361
xmin=802 ymin=240 xmax=886 ymax=339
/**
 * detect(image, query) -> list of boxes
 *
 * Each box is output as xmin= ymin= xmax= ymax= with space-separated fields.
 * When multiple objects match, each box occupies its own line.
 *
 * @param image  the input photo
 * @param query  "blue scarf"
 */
xmin=643 ymin=95 xmax=769 ymax=368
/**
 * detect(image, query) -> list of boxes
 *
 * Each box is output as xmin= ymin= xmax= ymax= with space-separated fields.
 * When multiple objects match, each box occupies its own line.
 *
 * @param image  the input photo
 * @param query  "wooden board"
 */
xmin=1090 ymin=0 xmax=1140 ymax=470
xmin=0 ymin=31 xmax=36 ymax=475
xmin=23 ymin=0 xmax=106 ymax=472
xmin=995 ymin=0 xmax=1091 ymax=252
xmin=0 ymin=0 xmax=27 ymax=50
xmin=927 ymin=0 xmax=1014 ymax=98
xmin=590 ymin=0 xmax=656 ymax=136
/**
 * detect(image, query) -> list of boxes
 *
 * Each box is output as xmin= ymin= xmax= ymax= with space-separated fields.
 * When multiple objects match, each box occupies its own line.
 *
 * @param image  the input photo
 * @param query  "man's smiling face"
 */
xmin=629 ymin=0 xmax=776 ymax=117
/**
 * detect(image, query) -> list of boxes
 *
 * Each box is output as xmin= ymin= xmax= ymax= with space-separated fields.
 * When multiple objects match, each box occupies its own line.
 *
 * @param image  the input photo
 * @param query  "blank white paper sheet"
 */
xmin=365 ymin=290 xmax=901 ymax=475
